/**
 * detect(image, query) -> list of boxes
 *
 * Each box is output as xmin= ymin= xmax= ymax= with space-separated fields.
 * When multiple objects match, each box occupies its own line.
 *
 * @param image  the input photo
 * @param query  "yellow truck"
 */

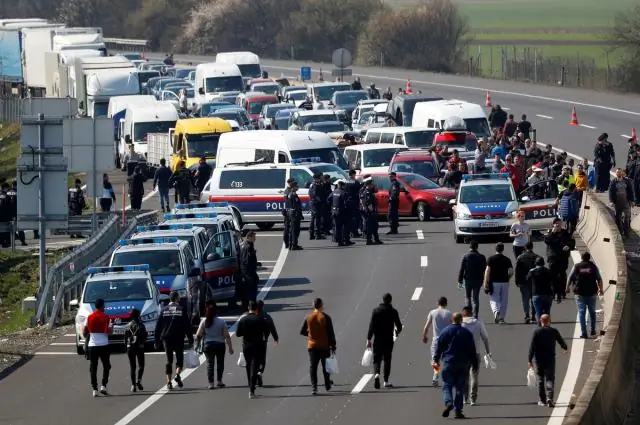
xmin=171 ymin=117 xmax=232 ymax=171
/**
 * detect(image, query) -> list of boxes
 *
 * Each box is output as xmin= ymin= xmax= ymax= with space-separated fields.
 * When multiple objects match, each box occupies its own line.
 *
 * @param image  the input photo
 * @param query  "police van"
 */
xmin=108 ymin=237 xmax=201 ymax=319
xmin=171 ymin=201 xmax=243 ymax=230
xmin=199 ymin=158 xmax=349 ymax=230
xmin=451 ymin=173 xmax=558 ymax=243
xmin=70 ymin=264 xmax=168 ymax=355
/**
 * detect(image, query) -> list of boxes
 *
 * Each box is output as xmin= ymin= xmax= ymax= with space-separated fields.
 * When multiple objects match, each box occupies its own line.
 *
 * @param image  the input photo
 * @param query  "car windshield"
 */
xmin=400 ymin=173 xmax=440 ymax=190
xmin=83 ymin=278 xmax=152 ymax=304
xmin=249 ymin=100 xmax=275 ymax=115
xmin=305 ymin=122 xmax=347 ymax=133
xmin=314 ymin=85 xmax=350 ymax=100
xmin=403 ymin=130 xmax=438 ymax=148
xmin=275 ymin=117 xmax=290 ymax=129
xmin=265 ymin=105 xmax=291 ymax=118
xmin=167 ymin=87 xmax=194 ymax=97
xmin=134 ymin=121 xmax=175 ymax=142
xmin=291 ymin=148 xmax=348 ymax=169
xmin=334 ymin=91 xmax=368 ymax=105
xmin=391 ymin=160 xmax=437 ymax=178
xmin=288 ymin=91 xmax=306 ymax=100
xmin=253 ymin=84 xmax=279 ymax=94
xmin=463 ymin=118 xmax=491 ymax=138
xmin=123 ymin=53 xmax=142 ymax=61
xmin=165 ymin=222 xmax=219 ymax=237
xmin=200 ymin=103 xmax=231 ymax=116
xmin=158 ymin=79 xmax=182 ymax=90
xmin=460 ymin=184 xmax=514 ymax=203
xmin=175 ymin=69 xmax=194 ymax=79
xmin=363 ymin=149 xmax=399 ymax=167
xmin=299 ymin=114 xmax=338 ymax=126
xmin=211 ymin=111 xmax=241 ymax=121
xmin=185 ymin=133 xmax=221 ymax=158
xmin=137 ymin=71 xmax=160 ymax=84
xmin=358 ymin=111 xmax=375 ymax=124
xmin=111 ymin=250 xmax=183 ymax=275
xmin=308 ymin=164 xmax=349 ymax=183
xmin=205 ymin=76 xmax=244 ymax=93
xmin=237 ymin=64 xmax=261 ymax=78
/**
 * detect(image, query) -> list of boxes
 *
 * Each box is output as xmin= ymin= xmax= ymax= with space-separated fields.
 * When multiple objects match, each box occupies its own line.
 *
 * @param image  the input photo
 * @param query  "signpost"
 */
xmin=331 ymin=48 xmax=353 ymax=82
xmin=300 ymin=66 xmax=312 ymax=81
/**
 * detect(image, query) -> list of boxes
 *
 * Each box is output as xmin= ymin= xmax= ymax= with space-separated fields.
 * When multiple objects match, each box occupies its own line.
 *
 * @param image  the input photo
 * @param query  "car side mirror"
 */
xmin=206 ymin=253 xmax=221 ymax=262
xmin=189 ymin=267 xmax=201 ymax=277
xmin=521 ymin=196 xmax=530 ymax=202
xmin=449 ymin=199 xmax=456 ymax=205
xmin=69 ymin=299 xmax=79 ymax=310
xmin=125 ymin=134 xmax=132 ymax=144
xmin=198 ymin=87 xmax=204 ymax=95
xmin=159 ymin=293 xmax=170 ymax=303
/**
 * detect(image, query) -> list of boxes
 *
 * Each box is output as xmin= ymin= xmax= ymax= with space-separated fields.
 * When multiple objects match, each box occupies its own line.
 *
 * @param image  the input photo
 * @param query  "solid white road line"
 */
xmin=416 ymin=230 xmax=424 ymax=240
xmin=621 ymin=134 xmax=632 ymax=139
xmin=536 ymin=114 xmax=554 ymax=120
xmin=34 ymin=352 xmax=75 ymax=355
xmin=579 ymin=124 xmax=597 ymax=129
xmin=420 ymin=256 xmax=428 ymax=267
xmin=64 ymin=334 xmax=75 ymax=337
xmin=257 ymin=234 xmax=284 ymax=237
xmin=351 ymin=373 xmax=374 ymax=394
xmin=50 ymin=342 xmax=75 ymax=346
xmin=114 ymin=244 xmax=289 ymax=425
xmin=411 ymin=287 xmax=423 ymax=301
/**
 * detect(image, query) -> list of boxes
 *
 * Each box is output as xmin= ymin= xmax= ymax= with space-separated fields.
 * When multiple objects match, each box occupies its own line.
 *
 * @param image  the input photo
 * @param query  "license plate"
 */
xmin=112 ymin=327 xmax=126 ymax=335
xmin=479 ymin=222 xmax=499 ymax=228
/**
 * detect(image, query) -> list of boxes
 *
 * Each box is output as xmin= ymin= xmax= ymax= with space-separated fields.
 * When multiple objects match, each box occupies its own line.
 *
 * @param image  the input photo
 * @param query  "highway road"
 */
xmin=0 ymin=57 xmax=622 ymax=424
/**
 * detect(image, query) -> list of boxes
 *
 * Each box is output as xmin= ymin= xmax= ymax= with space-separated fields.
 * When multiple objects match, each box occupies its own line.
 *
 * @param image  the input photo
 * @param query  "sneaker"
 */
xmin=174 ymin=374 xmax=183 ymax=388
xmin=384 ymin=382 xmax=393 ymax=388
xmin=538 ymin=401 xmax=546 ymax=406
xmin=499 ymin=318 xmax=506 ymax=324
xmin=167 ymin=382 xmax=173 ymax=390
xmin=311 ymin=389 xmax=318 ymax=396
xmin=470 ymin=399 xmax=476 ymax=406
xmin=547 ymin=400 xmax=555 ymax=408
xmin=325 ymin=381 xmax=332 ymax=391
xmin=208 ymin=383 xmax=215 ymax=390
xmin=136 ymin=382 xmax=144 ymax=391
xmin=580 ymin=334 xmax=588 ymax=339
xmin=217 ymin=381 xmax=226 ymax=388
xmin=257 ymin=373 xmax=263 ymax=387
xmin=525 ymin=317 xmax=531 ymax=324
xmin=249 ymin=392 xmax=256 ymax=399
xmin=374 ymin=374 xmax=381 ymax=389
xmin=432 ymin=378 xmax=439 ymax=387
xmin=442 ymin=403 xmax=454 ymax=418
xmin=494 ymin=313 xmax=500 ymax=324
xmin=99 ymin=385 xmax=108 ymax=396
xmin=591 ymin=331 xmax=597 ymax=337
xmin=92 ymin=389 xmax=99 ymax=397
xmin=130 ymin=385 xmax=137 ymax=393
xmin=454 ymin=411 xmax=466 ymax=419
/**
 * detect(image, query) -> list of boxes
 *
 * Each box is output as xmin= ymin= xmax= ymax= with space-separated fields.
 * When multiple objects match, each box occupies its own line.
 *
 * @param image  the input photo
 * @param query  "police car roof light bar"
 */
xmin=163 ymin=212 xmax=217 ymax=220
xmin=88 ymin=264 xmax=150 ymax=274
xmin=136 ymin=224 xmax=194 ymax=232
xmin=175 ymin=202 xmax=229 ymax=209
xmin=118 ymin=237 xmax=180 ymax=246
xmin=291 ymin=157 xmax=322 ymax=164
xmin=462 ymin=173 xmax=509 ymax=182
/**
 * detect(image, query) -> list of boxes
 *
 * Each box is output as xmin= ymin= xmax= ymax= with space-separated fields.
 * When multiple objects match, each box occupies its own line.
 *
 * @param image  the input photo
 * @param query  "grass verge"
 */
xmin=0 ymin=123 xmax=20 ymax=182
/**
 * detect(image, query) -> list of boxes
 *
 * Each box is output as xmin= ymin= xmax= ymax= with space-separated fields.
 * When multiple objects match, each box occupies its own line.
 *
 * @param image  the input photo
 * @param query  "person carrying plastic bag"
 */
xmin=300 ymin=297 xmax=337 ymax=396
xmin=196 ymin=300 xmax=234 ymax=390
xmin=461 ymin=306 xmax=492 ymax=406
xmin=365 ymin=293 xmax=403 ymax=389
xmin=527 ymin=314 xmax=568 ymax=407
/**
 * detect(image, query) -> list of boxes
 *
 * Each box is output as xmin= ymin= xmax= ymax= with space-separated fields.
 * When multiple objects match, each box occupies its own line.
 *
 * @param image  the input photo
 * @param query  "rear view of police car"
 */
xmin=72 ymin=265 xmax=167 ymax=355
xmin=131 ymin=224 xmax=208 ymax=273
xmin=162 ymin=212 xmax=237 ymax=239
xmin=452 ymin=173 xmax=518 ymax=243
xmin=171 ymin=202 xmax=243 ymax=230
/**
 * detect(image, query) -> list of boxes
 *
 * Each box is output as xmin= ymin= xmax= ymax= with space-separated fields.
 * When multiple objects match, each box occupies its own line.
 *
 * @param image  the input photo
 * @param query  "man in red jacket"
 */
xmin=500 ymin=155 xmax=521 ymax=191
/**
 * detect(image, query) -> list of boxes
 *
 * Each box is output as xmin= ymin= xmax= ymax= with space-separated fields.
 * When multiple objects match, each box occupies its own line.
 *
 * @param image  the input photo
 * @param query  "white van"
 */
xmin=363 ymin=127 xmax=439 ymax=149
xmin=412 ymin=100 xmax=491 ymax=138
xmin=120 ymin=102 xmax=178 ymax=161
xmin=108 ymin=95 xmax=157 ymax=119
xmin=215 ymin=130 xmax=349 ymax=170
xmin=215 ymin=51 xmax=262 ymax=79
xmin=194 ymin=62 xmax=244 ymax=105
xmin=343 ymin=143 xmax=408 ymax=175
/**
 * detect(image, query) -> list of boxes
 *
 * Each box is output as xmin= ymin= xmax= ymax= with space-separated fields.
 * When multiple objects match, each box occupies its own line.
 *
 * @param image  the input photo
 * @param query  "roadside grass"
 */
xmin=471 ymin=32 xmax=610 ymax=43
xmin=0 ymin=123 xmax=20 ymax=183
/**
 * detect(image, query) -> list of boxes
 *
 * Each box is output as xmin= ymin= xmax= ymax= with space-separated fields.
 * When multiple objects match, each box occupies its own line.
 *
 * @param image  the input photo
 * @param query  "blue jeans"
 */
xmin=576 ymin=295 xmax=597 ymax=336
xmin=441 ymin=364 xmax=467 ymax=412
xmin=519 ymin=285 xmax=535 ymax=319
xmin=532 ymin=295 xmax=552 ymax=326
xmin=158 ymin=187 xmax=170 ymax=210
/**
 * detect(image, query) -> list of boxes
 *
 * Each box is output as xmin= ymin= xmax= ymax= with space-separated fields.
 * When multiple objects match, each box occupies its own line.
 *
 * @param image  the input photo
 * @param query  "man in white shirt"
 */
xmin=422 ymin=297 xmax=453 ymax=387
xmin=461 ymin=306 xmax=491 ymax=405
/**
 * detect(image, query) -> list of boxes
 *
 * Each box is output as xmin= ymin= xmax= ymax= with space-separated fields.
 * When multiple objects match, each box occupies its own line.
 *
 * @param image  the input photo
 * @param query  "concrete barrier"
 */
xmin=564 ymin=192 xmax=636 ymax=425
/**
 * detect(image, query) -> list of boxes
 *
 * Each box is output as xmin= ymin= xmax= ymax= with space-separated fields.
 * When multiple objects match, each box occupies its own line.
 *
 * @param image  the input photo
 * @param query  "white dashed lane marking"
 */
xmin=416 ymin=230 xmax=424 ymax=240
xmin=536 ymin=114 xmax=554 ymax=120
xmin=411 ymin=287 xmax=423 ymax=301
xmin=351 ymin=374 xmax=374 ymax=394
xmin=420 ymin=256 xmax=428 ymax=267
xmin=579 ymin=124 xmax=597 ymax=129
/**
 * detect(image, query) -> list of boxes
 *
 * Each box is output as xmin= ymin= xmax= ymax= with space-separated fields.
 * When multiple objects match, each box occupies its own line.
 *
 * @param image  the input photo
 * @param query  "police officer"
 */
xmin=331 ymin=180 xmax=351 ymax=246
xmin=240 ymin=231 xmax=259 ymax=309
xmin=68 ymin=179 xmax=86 ymax=238
xmin=0 ymin=183 xmax=11 ymax=247
xmin=544 ymin=218 xmax=575 ymax=303
xmin=287 ymin=183 xmax=303 ymax=250
xmin=322 ymin=175 xmax=333 ymax=236
xmin=593 ymin=133 xmax=616 ymax=192
xmin=309 ymin=173 xmax=326 ymax=240
xmin=387 ymin=172 xmax=401 ymax=234
xmin=361 ymin=177 xmax=383 ymax=245
xmin=6 ymin=182 xmax=25 ymax=246
xmin=282 ymin=178 xmax=296 ymax=248
xmin=194 ymin=156 xmax=213 ymax=194
xmin=345 ymin=170 xmax=362 ymax=238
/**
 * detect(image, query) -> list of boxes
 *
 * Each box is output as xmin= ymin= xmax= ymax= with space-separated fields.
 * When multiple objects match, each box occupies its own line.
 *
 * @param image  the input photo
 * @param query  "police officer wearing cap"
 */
xmin=361 ymin=177 xmax=383 ymax=245
xmin=309 ymin=173 xmax=326 ymax=240
xmin=283 ymin=179 xmax=296 ymax=248
xmin=331 ymin=180 xmax=352 ymax=246
xmin=345 ymin=169 xmax=362 ymax=238
xmin=287 ymin=183 xmax=303 ymax=250
xmin=322 ymin=175 xmax=333 ymax=236
xmin=387 ymin=172 xmax=401 ymax=234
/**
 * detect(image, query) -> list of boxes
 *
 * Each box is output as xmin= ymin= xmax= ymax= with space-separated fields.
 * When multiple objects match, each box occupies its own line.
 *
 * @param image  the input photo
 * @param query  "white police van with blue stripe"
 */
xmin=70 ymin=264 xmax=168 ymax=355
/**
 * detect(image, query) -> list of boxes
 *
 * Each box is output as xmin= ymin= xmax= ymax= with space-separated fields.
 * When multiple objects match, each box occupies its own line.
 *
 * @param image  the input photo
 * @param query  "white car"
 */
xmin=71 ymin=265 xmax=167 ymax=355
xmin=343 ymin=143 xmax=409 ymax=176
xmin=159 ymin=87 xmax=196 ymax=111
xmin=284 ymin=90 xmax=308 ymax=108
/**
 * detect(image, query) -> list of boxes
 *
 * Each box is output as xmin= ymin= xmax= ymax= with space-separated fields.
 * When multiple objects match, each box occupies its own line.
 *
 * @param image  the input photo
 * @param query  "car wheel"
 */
xmin=256 ymin=222 xmax=275 ymax=231
xmin=416 ymin=202 xmax=430 ymax=222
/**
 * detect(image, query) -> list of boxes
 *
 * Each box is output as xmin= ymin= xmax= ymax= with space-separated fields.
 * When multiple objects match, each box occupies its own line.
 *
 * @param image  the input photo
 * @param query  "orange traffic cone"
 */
xmin=569 ymin=106 xmax=579 ymax=126
xmin=405 ymin=78 xmax=412 ymax=95
xmin=485 ymin=91 xmax=492 ymax=107
xmin=631 ymin=128 xmax=637 ymax=141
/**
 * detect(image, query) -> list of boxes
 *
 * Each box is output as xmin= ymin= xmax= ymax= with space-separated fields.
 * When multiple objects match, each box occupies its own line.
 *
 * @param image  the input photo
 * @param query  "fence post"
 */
xmin=534 ymin=49 xmax=538 ymax=83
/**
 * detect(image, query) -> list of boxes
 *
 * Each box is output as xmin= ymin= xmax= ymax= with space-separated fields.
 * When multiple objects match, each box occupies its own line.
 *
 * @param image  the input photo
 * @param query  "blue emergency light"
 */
xmin=118 ymin=237 xmax=179 ymax=246
xmin=136 ymin=224 xmax=194 ymax=232
xmin=164 ymin=212 xmax=217 ymax=220
xmin=462 ymin=173 xmax=509 ymax=182
xmin=88 ymin=264 xmax=150 ymax=274
xmin=175 ymin=202 xmax=229 ymax=210
xmin=291 ymin=157 xmax=322 ymax=164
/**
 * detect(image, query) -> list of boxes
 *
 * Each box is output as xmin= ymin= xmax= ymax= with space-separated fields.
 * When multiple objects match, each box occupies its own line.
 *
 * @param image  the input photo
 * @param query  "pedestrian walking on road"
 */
xmin=433 ymin=312 xmax=478 ymax=419
xmin=127 ymin=166 xmax=147 ymax=211
xmin=526 ymin=256 xmax=555 ymax=326
xmin=484 ymin=242 xmax=514 ymax=324
xmin=366 ymin=293 xmax=403 ymax=389
xmin=124 ymin=308 xmax=147 ymax=393
xmin=461 ymin=306 xmax=490 ymax=406
xmin=100 ymin=173 xmax=116 ymax=213
xmin=170 ymin=161 xmax=193 ymax=205
xmin=155 ymin=291 xmax=194 ymax=390
xmin=567 ymin=252 xmax=604 ymax=338
xmin=608 ymin=168 xmax=634 ymax=237
xmin=83 ymin=298 xmax=113 ymax=397
xmin=510 ymin=210 xmax=531 ymax=258
xmin=528 ymin=314 xmax=568 ymax=408
xmin=239 ymin=231 xmax=259 ymax=310
xmin=300 ymin=298 xmax=337 ymax=395
xmin=153 ymin=158 xmax=172 ymax=212
xmin=236 ymin=301 xmax=271 ymax=399
xmin=515 ymin=241 xmax=540 ymax=324
xmin=422 ymin=297 xmax=453 ymax=387
xmin=457 ymin=240 xmax=487 ymax=318
xmin=387 ymin=172 xmax=401 ymax=234
xmin=544 ymin=218 xmax=575 ymax=303
xmin=256 ymin=300 xmax=279 ymax=387
xmin=196 ymin=300 xmax=234 ymax=389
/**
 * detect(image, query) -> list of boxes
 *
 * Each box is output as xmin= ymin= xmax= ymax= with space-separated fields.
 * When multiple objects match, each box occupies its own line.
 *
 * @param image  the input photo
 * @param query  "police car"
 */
xmin=199 ymin=158 xmax=349 ymax=230
xmin=70 ymin=264 xmax=168 ymax=355
xmin=162 ymin=212 xmax=239 ymax=239
xmin=171 ymin=201 xmax=243 ymax=230
xmin=451 ymin=173 xmax=558 ymax=243
xmin=109 ymin=237 xmax=201 ymax=319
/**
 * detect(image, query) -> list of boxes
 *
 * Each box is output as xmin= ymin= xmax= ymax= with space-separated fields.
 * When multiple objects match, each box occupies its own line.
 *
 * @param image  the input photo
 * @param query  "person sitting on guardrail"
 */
xmin=608 ymin=168 xmax=634 ymax=237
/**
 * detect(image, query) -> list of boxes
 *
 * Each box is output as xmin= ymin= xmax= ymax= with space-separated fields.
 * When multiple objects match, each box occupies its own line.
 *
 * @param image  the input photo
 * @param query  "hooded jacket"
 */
xmin=461 ymin=317 xmax=490 ymax=356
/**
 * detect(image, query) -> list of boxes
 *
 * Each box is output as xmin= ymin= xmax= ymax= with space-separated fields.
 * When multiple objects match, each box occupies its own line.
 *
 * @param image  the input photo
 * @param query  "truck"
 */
xmin=21 ymin=26 xmax=106 ymax=96
xmin=147 ymin=130 xmax=175 ymax=174
xmin=49 ymin=55 xmax=140 ymax=117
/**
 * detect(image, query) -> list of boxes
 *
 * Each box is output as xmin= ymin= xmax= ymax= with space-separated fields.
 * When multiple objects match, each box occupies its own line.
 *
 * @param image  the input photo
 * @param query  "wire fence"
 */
xmin=0 ymin=96 xmax=21 ymax=122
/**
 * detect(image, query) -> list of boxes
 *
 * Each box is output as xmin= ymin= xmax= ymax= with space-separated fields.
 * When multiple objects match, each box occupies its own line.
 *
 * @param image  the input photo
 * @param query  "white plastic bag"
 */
xmin=526 ymin=367 xmax=537 ymax=389
xmin=185 ymin=349 xmax=200 ymax=368
xmin=361 ymin=348 xmax=373 ymax=367
xmin=237 ymin=352 xmax=246 ymax=368
xmin=484 ymin=354 xmax=497 ymax=370
xmin=325 ymin=355 xmax=340 ymax=375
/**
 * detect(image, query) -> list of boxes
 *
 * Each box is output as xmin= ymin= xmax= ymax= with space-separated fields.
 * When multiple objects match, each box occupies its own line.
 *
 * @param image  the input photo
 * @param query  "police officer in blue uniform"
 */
xmin=309 ymin=173 xmax=326 ymax=240
xmin=361 ymin=177 xmax=383 ymax=245
xmin=322 ymin=174 xmax=333 ymax=236
xmin=282 ymin=178 xmax=296 ymax=248
xmin=387 ymin=172 xmax=401 ymax=234
xmin=345 ymin=169 xmax=362 ymax=238
xmin=331 ymin=180 xmax=353 ymax=247
xmin=287 ymin=183 xmax=303 ymax=250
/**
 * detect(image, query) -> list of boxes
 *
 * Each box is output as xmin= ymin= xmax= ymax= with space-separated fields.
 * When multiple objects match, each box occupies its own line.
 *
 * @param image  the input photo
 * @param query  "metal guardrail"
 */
xmin=45 ymin=210 xmax=159 ymax=328
xmin=51 ymin=213 xmax=111 ymax=237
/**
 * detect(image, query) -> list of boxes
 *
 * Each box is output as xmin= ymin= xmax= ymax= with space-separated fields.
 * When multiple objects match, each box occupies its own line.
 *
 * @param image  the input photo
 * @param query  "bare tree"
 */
xmin=610 ymin=5 xmax=640 ymax=92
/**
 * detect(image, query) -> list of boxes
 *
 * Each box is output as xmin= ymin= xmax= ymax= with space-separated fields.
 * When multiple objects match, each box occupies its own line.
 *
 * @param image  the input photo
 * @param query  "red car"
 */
xmin=389 ymin=149 xmax=442 ymax=182
xmin=361 ymin=172 xmax=455 ymax=221
xmin=432 ymin=130 xmax=478 ymax=153
xmin=239 ymin=93 xmax=279 ymax=125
